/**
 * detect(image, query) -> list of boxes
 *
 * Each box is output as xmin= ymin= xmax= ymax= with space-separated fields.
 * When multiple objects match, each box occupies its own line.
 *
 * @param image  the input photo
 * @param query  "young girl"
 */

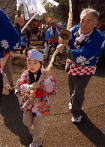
xmin=15 ymin=49 xmax=56 ymax=147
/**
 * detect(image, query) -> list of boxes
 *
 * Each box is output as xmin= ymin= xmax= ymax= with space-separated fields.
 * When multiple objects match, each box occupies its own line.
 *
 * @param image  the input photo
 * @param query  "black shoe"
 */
xmin=8 ymin=88 xmax=15 ymax=95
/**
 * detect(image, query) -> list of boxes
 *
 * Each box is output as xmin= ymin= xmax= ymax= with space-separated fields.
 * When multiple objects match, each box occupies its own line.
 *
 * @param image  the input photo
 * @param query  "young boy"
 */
xmin=15 ymin=49 xmax=56 ymax=147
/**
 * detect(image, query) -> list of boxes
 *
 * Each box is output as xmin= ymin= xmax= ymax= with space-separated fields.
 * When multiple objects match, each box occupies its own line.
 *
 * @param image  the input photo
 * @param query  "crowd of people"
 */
xmin=0 ymin=7 xmax=105 ymax=147
xmin=14 ymin=10 xmax=66 ymax=58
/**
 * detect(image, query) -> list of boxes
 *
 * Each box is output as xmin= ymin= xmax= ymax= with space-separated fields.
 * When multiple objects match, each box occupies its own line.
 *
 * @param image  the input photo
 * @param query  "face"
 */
xmin=80 ymin=13 xmax=98 ymax=34
xmin=27 ymin=59 xmax=41 ymax=73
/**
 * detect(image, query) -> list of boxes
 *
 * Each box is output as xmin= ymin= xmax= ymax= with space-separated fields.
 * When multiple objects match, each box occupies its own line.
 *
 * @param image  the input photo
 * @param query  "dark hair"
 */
xmin=50 ymin=21 xmax=56 ymax=26
xmin=14 ymin=23 xmax=21 ymax=33
xmin=14 ymin=23 xmax=21 ymax=29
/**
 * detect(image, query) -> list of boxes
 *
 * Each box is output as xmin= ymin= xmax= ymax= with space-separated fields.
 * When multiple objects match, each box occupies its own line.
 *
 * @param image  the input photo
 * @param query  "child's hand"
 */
xmin=29 ymin=89 xmax=35 ymax=102
xmin=30 ymin=82 xmax=39 ymax=90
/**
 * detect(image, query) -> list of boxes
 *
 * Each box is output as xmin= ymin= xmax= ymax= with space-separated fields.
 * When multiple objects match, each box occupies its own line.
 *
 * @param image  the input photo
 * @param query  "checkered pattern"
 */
xmin=27 ymin=49 xmax=43 ymax=61
xmin=65 ymin=60 xmax=96 ymax=76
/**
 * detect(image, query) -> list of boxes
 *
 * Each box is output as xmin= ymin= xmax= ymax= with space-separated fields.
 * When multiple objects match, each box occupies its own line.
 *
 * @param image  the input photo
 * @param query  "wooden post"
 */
xmin=67 ymin=0 xmax=73 ymax=30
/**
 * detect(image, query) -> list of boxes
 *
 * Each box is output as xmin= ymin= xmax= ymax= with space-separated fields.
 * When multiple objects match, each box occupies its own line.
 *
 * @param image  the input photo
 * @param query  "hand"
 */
xmin=30 ymin=82 xmax=39 ymax=90
xmin=67 ymin=59 xmax=72 ymax=63
xmin=56 ymin=44 xmax=66 ymax=53
xmin=29 ymin=89 xmax=35 ymax=102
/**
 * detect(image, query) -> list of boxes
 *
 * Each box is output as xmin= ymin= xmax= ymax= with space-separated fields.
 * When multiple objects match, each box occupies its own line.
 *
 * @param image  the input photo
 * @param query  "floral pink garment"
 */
xmin=15 ymin=70 xmax=56 ymax=116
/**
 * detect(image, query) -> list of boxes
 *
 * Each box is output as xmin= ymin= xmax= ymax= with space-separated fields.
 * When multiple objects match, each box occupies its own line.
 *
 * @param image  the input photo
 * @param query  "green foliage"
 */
xmin=44 ymin=0 xmax=69 ymax=23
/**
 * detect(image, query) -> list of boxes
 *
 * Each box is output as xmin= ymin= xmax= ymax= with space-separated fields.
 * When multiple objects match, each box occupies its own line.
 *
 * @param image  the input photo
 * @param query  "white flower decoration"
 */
xmin=76 ymin=56 xmax=86 ymax=64
xmin=101 ymin=40 xmax=105 ymax=48
xmin=76 ymin=34 xmax=85 ymax=43
xmin=1 ymin=40 xmax=9 ymax=49
xmin=84 ymin=60 xmax=90 ymax=64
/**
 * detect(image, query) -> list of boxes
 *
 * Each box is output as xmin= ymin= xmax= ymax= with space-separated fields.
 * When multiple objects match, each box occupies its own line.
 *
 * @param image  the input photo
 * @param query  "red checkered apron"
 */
xmin=65 ymin=59 xmax=96 ymax=76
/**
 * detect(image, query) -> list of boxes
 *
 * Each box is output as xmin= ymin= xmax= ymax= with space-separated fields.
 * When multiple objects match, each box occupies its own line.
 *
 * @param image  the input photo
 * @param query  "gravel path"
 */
xmin=0 ymin=54 xmax=105 ymax=147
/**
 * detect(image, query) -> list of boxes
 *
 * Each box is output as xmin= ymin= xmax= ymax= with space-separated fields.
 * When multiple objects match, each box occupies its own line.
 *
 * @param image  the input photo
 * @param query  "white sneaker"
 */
xmin=69 ymin=102 xmax=72 ymax=110
xmin=29 ymin=143 xmax=39 ymax=147
xmin=71 ymin=116 xmax=82 ymax=123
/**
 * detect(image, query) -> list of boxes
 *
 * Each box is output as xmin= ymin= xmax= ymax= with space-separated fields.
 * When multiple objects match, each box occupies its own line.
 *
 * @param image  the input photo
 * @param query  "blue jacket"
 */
xmin=0 ymin=9 xmax=20 ymax=58
xmin=21 ymin=35 xmax=27 ymax=46
xmin=45 ymin=27 xmax=59 ymax=41
xmin=68 ymin=25 xmax=105 ymax=66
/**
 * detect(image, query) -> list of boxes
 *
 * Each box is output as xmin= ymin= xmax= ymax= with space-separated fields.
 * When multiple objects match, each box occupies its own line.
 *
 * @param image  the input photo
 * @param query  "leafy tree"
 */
xmin=44 ymin=0 xmax=69 ymax=23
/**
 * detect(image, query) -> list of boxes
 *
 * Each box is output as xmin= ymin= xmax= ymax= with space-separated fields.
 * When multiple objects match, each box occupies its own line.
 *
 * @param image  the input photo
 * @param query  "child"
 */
xmin=44 ymin=21 xmax=60 ymax=61
xmin=15 ymin=49 xmax=56 ymax=147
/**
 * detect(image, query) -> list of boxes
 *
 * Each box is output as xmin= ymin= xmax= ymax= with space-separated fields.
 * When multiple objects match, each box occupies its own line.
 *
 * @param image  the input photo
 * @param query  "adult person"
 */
xmin=14 ymin=10 xmax=25 ymax=28
xmin=45 ymin=21 xmax=60 ymax=61
xmin=0 ymin=9 xmax=20 ymax=102
xmin=57 ymin=8 xmax=105 ymax=123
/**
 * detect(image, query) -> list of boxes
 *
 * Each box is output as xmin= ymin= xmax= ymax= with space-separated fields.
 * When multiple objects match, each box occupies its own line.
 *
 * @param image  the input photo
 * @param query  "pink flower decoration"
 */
xmin=27 ymin=51 xmax=31 ymax=57
xmin=76 ymin=34 xmax=85 ymax=43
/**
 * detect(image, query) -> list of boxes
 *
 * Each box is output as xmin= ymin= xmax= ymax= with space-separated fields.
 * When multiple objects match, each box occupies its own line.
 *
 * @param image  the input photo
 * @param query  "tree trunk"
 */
xmin=0 ymin=0 xmax=16 ymax=22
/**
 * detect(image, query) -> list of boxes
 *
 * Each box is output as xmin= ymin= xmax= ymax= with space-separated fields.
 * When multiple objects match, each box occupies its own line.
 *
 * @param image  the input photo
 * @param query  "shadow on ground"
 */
xmin=95 ymin=67 xmax=105 ymax=77
xmin=0 ymin=93 xmax=32 ymax=147
xmin=76 ymin=111 xmax=105 ymax=146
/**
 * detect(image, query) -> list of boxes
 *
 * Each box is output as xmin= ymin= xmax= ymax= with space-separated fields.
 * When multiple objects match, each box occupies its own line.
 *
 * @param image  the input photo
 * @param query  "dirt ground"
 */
xmin=0 ymin=52 xmax=105 ymax=147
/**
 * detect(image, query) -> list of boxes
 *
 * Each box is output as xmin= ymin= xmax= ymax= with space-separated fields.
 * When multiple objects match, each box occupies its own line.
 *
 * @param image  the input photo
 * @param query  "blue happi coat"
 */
xmin=0 ymin=9 xmax=20 ymax=58
xmin=45 ymin=27 xmax=59 ymax=41
xmin=68 ymin=25 xmax=105 ymax=66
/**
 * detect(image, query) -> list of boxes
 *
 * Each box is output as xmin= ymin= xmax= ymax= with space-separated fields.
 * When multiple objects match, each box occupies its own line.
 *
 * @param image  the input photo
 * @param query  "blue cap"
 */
xmin=27 ymin=49 xmax=43 ymax=61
